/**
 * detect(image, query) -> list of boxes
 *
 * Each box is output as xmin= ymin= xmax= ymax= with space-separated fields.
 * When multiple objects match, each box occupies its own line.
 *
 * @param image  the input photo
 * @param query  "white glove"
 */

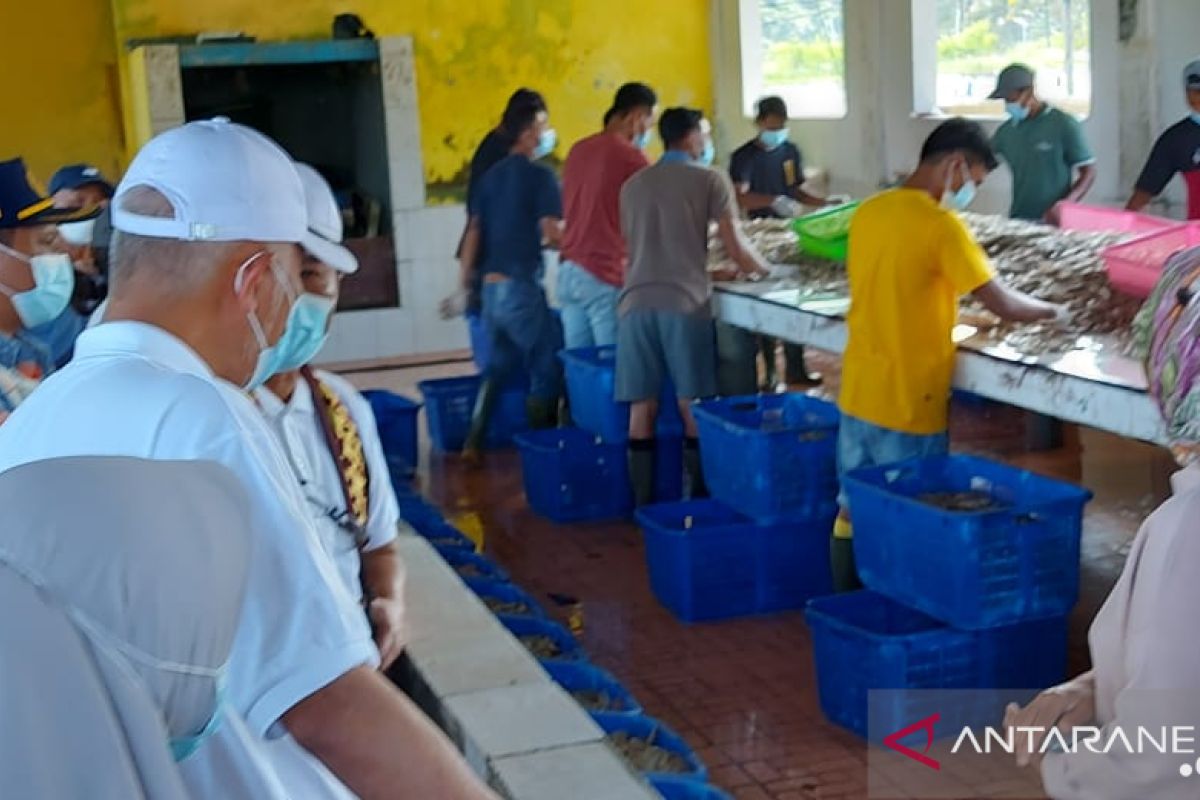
xmin=1049 ymin=304 xmax=1073 ymax=329
xmin=770 ymin=195 xmax=802 ymax=218
xmin=826 ymin=194 xmax=853 ymax=206
xmin=439 ymin=290 xmax=468 ymax=320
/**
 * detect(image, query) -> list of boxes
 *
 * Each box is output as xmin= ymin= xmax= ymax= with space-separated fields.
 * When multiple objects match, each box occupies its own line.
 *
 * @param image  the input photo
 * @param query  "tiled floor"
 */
xmin=343 ymin=350 xmax=1176 ymax=800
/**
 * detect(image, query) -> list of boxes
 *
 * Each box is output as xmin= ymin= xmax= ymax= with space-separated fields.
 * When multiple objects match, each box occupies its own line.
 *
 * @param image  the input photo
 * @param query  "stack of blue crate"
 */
xmin=806 ymin=453 xmax=1093 ymax=740
xmin=635 ymin=392 xmax=841 ymax=622
xmin=514 ymin=346 xmax=684 ymax=523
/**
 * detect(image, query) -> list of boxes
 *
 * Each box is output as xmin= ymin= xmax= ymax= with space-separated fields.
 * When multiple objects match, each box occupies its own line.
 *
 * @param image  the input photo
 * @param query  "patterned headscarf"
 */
xmin=1133 ymin=245 xmax=1200 ymax=464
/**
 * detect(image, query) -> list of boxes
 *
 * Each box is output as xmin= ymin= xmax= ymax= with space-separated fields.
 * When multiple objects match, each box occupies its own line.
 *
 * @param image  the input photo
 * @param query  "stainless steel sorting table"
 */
xmin=713 ymin=280 xmax=1166 ymax=446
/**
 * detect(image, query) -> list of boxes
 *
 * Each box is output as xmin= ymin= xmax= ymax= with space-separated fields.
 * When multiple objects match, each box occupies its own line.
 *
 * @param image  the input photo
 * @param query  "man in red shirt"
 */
xmin=558 ymin=83 xmax=657 ymax=348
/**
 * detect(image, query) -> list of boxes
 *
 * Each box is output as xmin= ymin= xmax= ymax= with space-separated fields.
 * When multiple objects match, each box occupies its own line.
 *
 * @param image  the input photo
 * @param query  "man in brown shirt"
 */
xmin=617 ymin=107 xmax=768 ymax=505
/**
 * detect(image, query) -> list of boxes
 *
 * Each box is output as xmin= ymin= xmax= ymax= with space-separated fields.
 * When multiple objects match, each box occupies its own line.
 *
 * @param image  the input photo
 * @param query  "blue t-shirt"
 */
xmin=469 ymin=154 xmax=562 ymax=281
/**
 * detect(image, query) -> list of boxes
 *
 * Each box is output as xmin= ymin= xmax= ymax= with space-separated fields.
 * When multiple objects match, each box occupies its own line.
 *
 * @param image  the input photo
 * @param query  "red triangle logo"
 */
xmin=883 ymin=713 xmax=941 ymax=771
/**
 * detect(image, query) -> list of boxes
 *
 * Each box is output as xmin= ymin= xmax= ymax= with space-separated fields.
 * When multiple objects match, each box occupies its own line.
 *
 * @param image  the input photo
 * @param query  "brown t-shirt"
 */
xmin=618 ymin=160 xmax=736 ymax=316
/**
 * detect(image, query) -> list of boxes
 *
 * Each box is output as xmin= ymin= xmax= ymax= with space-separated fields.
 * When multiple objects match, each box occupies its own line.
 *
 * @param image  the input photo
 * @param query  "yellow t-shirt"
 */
xmin=838 ymin=188 xmax=994 ymax=435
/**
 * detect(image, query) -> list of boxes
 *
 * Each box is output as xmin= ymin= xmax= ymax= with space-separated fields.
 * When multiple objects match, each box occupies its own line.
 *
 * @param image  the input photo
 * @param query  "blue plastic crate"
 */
xmin=397 ymin=495 xmax=446 ymax=534
xmin=542 ymin=661 xmax=643 ymax=716
xmin=361 ymin=390 xmax=422 ymax=478
xmin=844 ymin=454 xmax=1092 ymax=629
xmin=463 ymin=577 xmax=547 ymax=619
xmin=806 ymin=591 xmax=1067 ymax=740
xmin=419 ymin=521 xmax=476 ymax=551
xmin=591 ymin=712 xmax=707 ymax=781
xmin=418 ymin=375 xmax=529 ymax=452
xmin=560 ymin=346 xmax=683 ymax=443
xmin=515 ymin=428 xmax=684 ymax=523
xmin=651 ymin=777 xmax=733 ymax=800
xmin=435 ymin=546 xmax=510 ymax=582
xmin=498 ymin=614 xmax=586 ymax=662
xmin=636 ymin=499 xmax=834 ymax=622
xmin=692 ymin=393 xmax=839 ymax=522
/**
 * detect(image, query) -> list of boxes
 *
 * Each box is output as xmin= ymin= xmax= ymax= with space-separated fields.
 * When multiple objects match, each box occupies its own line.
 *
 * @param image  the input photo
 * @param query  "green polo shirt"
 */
xmin=992 ymin=106 xmax=1094 ymax=220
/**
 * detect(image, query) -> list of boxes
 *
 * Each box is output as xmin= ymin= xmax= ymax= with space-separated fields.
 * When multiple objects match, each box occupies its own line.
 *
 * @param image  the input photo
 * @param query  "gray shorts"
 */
xmin=615 ymin=309 xmax=717 ymax=402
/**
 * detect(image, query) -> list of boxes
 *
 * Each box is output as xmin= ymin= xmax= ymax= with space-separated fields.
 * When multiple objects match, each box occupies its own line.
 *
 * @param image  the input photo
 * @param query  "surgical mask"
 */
xmin=699 ymin=139 xmax=715 ymax=166
xmin=170 ymin=675 xmax=226 ymax=761
xmin=0 ymin=242 xmax=76 ymax=328
xmin=236 ymin=252 xmax=298 ymax=391
xmin=533 ymin=128 xmax=558 ymax=159
xmin=58 ymin=219 xmax=96 ymax=246
xmin=635 ymin=129 xmax=653 ymax=149
xmin=267 ymin=293 xmax=336 ymax=376
xmin=759 ymin=128 xmax=789 ymax=150
xmin=1190 ymin=112 xmax=1200 ymax=127
xmin=944 ymin=160 xmax=977 ymax=211
xmin=1006 ymin=102 xmax=1029 ymax=122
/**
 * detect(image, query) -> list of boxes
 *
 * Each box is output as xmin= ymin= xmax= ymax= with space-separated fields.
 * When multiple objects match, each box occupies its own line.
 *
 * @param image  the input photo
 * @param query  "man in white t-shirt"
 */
xmin=0 ymin=119 xmax=495 ymax=800
xmin=254 ymin=163 xmax=406 ymax=670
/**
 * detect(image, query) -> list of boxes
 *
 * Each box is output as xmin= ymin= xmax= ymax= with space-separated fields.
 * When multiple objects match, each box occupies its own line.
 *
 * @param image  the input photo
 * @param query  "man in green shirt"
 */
xmin=989 ymin=63 xmax=1097 ymax=223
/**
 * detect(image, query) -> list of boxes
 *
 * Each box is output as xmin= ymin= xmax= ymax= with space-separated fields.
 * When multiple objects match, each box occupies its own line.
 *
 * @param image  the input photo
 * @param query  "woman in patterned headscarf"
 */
xmin=1002 ymin=246 xmax=1200 ymax=798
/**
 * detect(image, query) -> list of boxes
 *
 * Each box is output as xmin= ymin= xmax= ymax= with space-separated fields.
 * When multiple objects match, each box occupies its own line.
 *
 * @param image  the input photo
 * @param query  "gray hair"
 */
xmin=109 ymin=186 xmax=241 ymax=296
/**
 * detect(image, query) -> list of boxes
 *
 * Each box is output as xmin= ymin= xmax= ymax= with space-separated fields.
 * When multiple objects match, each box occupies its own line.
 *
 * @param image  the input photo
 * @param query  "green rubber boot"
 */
xmin=627 ymin=439 xmax=656 ymax=507
xmin=526 ymin=395 xmax=558 ymax=430
xmin=462 ymin=378 xmax=502 ymax=461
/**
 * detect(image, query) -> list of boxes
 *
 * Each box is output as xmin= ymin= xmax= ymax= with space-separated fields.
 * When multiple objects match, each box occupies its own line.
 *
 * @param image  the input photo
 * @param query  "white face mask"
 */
xmin=59 ymin=219 xmax=96 ymax=246
xmin=0 ymin=241 xmax=76 ymax=328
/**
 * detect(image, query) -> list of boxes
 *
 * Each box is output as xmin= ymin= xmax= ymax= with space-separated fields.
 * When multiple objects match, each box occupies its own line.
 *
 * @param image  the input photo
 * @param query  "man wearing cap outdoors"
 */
xmin=48 ymin=162 xmax=114 ymax=210
xmin=0 ymin=157 xmax=94 ymax=413
xmin=990 ymin=63 xmax=1096 ymax=223
xmin=1127 ymin=59 xmax=1200 ymax=220
xmin=254 ymin=162 xmax=407 ymax=673
xmin=0 ymin=120 xmax=495 ymax=800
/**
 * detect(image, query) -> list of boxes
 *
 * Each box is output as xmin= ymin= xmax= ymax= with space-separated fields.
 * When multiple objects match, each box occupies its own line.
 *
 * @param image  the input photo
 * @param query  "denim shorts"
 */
xmin=836 ymin=413 xmax=949 ymax=508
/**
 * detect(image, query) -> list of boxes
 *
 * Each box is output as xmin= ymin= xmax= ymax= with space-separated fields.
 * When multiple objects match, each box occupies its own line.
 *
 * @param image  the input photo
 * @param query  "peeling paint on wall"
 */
xmin=110 ymin=0 xmax=712 ymax=197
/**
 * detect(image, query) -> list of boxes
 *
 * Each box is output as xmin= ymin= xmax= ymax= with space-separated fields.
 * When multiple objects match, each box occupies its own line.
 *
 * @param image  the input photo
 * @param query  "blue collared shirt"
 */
xmin=0 ymin=330 xmax=54 ymax=377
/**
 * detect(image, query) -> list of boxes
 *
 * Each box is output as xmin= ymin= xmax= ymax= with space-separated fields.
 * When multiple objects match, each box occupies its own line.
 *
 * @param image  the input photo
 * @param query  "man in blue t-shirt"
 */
xmin=455 ymin=101 xmax=564 ymax=460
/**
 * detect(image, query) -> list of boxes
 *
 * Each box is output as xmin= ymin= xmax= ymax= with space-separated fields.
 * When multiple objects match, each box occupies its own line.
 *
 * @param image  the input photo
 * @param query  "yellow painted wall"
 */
xmin=109 ymin=0 xmax=713 ymax=192
xmin=0 ymin=0 xmax=124 ymax=186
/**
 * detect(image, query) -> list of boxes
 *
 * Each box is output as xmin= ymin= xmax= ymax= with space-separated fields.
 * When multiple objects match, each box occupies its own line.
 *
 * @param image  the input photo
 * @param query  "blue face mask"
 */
xmin=0 ymin=242 xmax=76 ymax=329
xmin=1190 ymin=112 xmax=1200 ymax=127
xmin=699 ymin=139 xmax=715 ymax=166
xmin=533 ymin=128 xmax=557 ymax=159
xmin=1006 ymin=101 xmax=1029 ymax=123
xmin=237 ymin=252 xmax=299 ymax=391
xmin=759 ymin=128 xmax=789 ymax=150
xmin=170 ymin=675 xmax=227 ymax=762
xmin=268 ymin=293 xmax=336 ymax=376
xmin=944 ymin=161 xmax=978 ymax=211
xmin=635 ymin=129 xmax=653 ymax=150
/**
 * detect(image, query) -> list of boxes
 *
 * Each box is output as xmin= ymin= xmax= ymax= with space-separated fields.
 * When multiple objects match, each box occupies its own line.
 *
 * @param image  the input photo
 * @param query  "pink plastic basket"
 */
xmin=1057 ymin=202 xmax=1176 ymax=235
xmin=1103 ymin=222 xmax=1200 ymax=298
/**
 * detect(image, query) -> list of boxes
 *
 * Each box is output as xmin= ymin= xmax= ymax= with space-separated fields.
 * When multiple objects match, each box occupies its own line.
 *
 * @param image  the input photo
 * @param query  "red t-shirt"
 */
xmin=560 ymin=132 xmax=650 ymax=287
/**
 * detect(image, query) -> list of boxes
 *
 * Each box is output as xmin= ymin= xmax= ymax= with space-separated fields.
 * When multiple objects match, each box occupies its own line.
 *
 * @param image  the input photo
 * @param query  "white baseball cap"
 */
xmin=112 ymin=117 xmax=307 ymax=243
xmin=294 ymin=163 xmax=357 ymax=274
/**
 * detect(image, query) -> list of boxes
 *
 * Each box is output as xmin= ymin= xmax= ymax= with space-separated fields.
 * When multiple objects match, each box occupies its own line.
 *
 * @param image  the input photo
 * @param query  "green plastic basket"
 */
xmin=792 ymin=201 xmax=861 ymax=261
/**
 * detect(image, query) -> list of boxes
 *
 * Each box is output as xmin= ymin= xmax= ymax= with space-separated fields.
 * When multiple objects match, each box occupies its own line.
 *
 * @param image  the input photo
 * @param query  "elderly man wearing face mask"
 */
xmin=0 ymin=157 xmax=95 ymax=413
xmin=0 ymin=119 xmax=496 ymax=800
xmin=254 ymin=163 xmax=407 ymax=674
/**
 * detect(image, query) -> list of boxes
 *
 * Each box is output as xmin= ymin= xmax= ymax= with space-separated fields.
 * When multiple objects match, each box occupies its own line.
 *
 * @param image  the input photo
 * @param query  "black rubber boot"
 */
xmin=683 ymin=437 xmax=708 ymax=499
xmin=526 ymin=395 xmax=558 ymax=430
xmin=627 ymin=438 xmax=656 ymax=507
xmin=463 ymin=377 xmax=502 ymax=458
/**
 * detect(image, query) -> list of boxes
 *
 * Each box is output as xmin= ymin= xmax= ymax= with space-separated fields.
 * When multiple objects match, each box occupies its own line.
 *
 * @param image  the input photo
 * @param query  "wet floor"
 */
xmin=344 ymin=349 xmax=1175 ymax=800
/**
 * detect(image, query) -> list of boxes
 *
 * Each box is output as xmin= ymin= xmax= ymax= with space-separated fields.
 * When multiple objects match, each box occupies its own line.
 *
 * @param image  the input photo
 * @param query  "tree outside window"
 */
xmin=752 ymin=0 xmax=847 ymax=118
xmin=935 ymin=0 xmax=1091 ymax=117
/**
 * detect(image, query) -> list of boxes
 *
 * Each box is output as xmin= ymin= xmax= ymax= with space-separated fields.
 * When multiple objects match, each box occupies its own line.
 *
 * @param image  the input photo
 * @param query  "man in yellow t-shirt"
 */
xmin=833 ymin=118 xmax=1065 ymax=591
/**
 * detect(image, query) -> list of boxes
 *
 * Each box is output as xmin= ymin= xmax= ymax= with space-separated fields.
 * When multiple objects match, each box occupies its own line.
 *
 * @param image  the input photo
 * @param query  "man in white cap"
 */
xmin=1127 ymin=59 xmax=1200 ymax=220
xmin=254 ymin=162 xmax=407 ymax=670
xmin=0 ymin=119 xmax=495 ymax=799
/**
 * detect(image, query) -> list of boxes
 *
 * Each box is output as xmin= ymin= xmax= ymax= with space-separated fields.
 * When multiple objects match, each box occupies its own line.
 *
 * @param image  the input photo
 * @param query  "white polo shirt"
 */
xmin=254 ymin=371 xmax=400 ymax=604
xmin=0 ymin=321 xmax=377 ymax=799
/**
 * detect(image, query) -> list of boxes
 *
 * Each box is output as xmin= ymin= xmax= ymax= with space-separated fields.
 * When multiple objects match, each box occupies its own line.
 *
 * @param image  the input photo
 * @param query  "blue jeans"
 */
xmin=836 ymin=413 xmax=949 ymax=509
xmin=556 ymin=260 xmax=619 ymax=349
xmin=481 ymin=279 xmax=563 ymax=401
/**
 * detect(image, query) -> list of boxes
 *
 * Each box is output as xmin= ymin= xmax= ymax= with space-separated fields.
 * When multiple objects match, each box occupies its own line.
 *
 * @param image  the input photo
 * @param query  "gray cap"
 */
xmin=988 ymin=64 xmax=1035 ymax=99
xmin=1185 ymin=59 xmax=1200 ymax=89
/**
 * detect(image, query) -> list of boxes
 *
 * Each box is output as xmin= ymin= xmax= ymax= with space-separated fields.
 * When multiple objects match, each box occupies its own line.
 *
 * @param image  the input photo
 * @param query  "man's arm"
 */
xmin=1062 ymin=163 xmax=1097 ymax=205
xmin=1126 ymin=189 xmax=1156 ymax=213
xmin=716 ymin=211 xmax=769 ymax=278
xmin=972 ymin=279 xmax=1060 ymax=323
xmin=362 ymin=542 xmax=405 ymax=671
xmin=458 ymin=216 xmax=481 ymax=292
xmin=540 ymin=217 xmax=564 ymax=249
xmin=284 ymin=667 xmax=498 ymax=800
xmin=1127 ymin=132 xmax=1176 ymax=212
